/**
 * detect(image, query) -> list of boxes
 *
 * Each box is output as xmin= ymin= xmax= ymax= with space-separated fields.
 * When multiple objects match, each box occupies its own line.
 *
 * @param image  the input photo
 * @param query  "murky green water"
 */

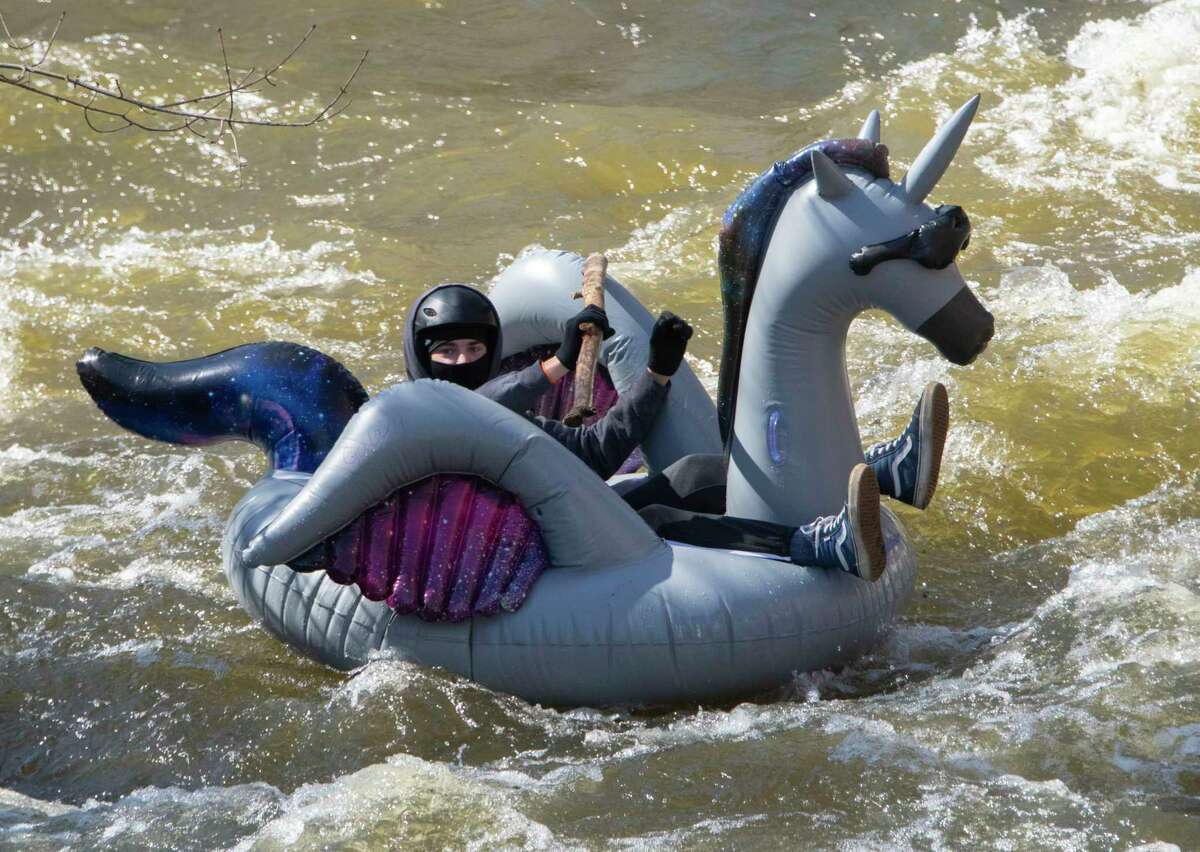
xmin=2 ymin=0 xmax=1199 ymax=848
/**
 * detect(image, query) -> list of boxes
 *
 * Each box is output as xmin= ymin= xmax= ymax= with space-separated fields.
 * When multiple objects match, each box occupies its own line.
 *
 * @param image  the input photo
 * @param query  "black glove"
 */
xmin=647 ymin=311 xmax=693 ymax=377
xmin=555 ymin=305 xmax=614 ymax=370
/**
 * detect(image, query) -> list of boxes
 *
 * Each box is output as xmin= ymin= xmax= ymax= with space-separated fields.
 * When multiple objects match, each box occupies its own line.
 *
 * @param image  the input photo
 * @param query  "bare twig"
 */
xmin=217 ymin=27 xmax=243 ymax=182
xmin=30 ymin=12 xmax=63 ymax=68
xmin=0 ymin=11 xmax=35 ymax=50
xmin=155 ymin=24 xmax=316 ymax=109
xmin=0 ymin=12 xmax=367 ymax=169
xmin=311 ymin=48 xmax=368 ymax=123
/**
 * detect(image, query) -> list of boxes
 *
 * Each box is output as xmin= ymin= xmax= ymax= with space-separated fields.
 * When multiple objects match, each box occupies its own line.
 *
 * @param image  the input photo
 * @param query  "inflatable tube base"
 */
xmin=224 ymin=471 xmax=915 ymax=707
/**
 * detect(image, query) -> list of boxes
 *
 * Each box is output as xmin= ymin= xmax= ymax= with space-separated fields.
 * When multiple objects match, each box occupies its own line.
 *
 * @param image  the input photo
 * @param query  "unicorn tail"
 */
xmin=76 ymin=341 xmax=368 ymax=473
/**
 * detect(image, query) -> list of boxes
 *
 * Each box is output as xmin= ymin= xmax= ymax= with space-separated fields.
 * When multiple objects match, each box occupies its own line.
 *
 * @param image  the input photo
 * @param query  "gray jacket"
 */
xmin=403 ymin=282 xmax=667 ymax=479
xmin=479 ymin=362 xmax=667 ymax=479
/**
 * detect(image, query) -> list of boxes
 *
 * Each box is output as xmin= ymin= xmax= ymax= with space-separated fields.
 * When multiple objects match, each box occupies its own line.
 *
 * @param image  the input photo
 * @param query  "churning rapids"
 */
xmin=2 ymin=0 xmax=1199 ymax=848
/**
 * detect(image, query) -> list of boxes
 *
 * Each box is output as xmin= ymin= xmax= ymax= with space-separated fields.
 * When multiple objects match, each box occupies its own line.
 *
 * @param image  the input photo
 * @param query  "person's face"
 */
xmin=430 ymin=338 xmax=487 ymax=365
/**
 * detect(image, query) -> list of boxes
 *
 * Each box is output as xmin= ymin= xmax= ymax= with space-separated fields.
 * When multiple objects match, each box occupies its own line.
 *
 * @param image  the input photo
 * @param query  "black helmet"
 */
xmin=403 ymin=284 xmax=503 ymax=389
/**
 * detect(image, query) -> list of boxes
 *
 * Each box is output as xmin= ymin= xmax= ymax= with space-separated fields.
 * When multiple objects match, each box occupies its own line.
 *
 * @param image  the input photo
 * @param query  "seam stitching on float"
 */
xmin=271 ymin=566 xmax=300 ymax=634
xmin=325 ymin=582 xmax=350 ymax=646
xmin=340 ymin=590 xmax=364 ymax=660
xmin=298 ymin=572 xmax=315 ymax=645
xmin=379 ymin=608 xmax=399 ymax=653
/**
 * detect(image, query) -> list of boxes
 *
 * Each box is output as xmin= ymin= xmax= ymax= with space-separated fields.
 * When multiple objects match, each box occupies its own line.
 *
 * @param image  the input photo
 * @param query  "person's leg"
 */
xmin=619 ymin=452 xmax=726 ymax=514
xmin=864 ymin=381 xmax=949 ymax=511
xmin=637 ymin=503 xmax=793 ymax=553
xmin=637 ymin=463 xmax=886 ymax=581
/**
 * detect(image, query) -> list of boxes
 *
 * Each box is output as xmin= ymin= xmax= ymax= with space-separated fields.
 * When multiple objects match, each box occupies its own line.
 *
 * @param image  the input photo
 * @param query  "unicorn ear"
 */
xmin=902 ymin=94 xmax=981 ymax=206
xmin=858 ymin=109 xmax=881 ymax=143
xmin=811 ymin=149 xmax=854 ymax=199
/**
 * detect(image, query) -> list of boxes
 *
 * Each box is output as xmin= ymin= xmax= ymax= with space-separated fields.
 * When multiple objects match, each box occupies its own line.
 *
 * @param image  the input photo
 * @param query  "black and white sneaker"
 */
xmin=865 ymin=381 xmax=949 ymax=510
xmin=789 ymin=464 xmax=886 ymax=582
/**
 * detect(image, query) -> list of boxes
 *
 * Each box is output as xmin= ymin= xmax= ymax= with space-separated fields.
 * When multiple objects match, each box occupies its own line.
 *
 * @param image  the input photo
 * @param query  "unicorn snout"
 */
xmin=916 ymin=287 xmax=994 ymax=366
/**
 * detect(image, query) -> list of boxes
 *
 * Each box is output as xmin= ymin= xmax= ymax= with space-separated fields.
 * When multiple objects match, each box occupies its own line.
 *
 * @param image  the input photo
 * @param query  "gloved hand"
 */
xmin=555 ymin=305 xmax=614 ymax=370
xmin=647 ymin=311 xmax=693 ymax=377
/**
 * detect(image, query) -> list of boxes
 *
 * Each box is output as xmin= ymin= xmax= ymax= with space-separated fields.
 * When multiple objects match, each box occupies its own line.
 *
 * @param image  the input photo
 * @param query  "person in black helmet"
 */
xmin=403 ymin=283 xmax=693 ymax=480
xmin=402 ymin=284 xmax=903 ymax=582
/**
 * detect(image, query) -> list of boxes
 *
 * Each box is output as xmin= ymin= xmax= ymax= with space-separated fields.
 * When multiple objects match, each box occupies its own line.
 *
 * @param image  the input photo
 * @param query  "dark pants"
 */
xmin=619 ymin=453 xmax=796 ymax=557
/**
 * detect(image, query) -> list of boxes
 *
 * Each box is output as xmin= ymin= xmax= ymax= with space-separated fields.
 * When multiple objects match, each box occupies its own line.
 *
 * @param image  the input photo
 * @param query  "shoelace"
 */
xmin=864 ymin=435 xmax=902 ymax=462
xmin=808 ymin=507 xmax=846 ymax=543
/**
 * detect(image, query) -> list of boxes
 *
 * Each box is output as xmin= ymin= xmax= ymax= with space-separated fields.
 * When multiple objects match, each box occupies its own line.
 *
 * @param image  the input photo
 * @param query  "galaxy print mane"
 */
xmin=716 ymin=137 xmax=891 ymax=443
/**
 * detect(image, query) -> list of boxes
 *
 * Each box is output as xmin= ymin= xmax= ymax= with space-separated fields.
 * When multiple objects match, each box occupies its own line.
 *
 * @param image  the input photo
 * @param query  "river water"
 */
xmin=1 ymin=0 xmax=1198 ymax=848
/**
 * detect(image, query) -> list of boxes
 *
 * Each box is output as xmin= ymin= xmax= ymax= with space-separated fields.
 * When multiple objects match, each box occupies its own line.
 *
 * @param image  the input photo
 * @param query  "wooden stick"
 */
xmin=562 ymin=253 xmax=607 ymax=427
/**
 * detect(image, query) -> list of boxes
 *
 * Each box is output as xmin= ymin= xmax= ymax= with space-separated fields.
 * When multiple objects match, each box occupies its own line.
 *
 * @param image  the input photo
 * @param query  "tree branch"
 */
xmin=0 ymin=13 xmax=367 ymax=165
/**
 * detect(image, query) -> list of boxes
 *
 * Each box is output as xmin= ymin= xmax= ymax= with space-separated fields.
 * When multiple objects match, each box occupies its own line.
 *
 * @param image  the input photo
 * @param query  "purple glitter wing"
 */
xmin=388 ymin=478 xmax=440 ymax=614
xmin=445 ymin=491 xmax=511 ymax=621
xmin=359 ymin=500 xmax=399 ymax=600
xmin=420 ymin=478 xmax=478 ymax=617
xmin=500 ymin=531 xmax=548 ymax=613
xmin=473 ymin=508 xmax=535 ymax=617
xmin=288 ymin=474 xmax=549 ymax=622
xmin=280 ymin=344 xmax=641 ymax=620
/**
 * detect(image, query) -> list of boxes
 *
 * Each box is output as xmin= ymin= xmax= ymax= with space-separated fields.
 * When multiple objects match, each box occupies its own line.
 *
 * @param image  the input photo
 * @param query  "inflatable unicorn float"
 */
xmin=76 ymin=98 xmax=993 ymax=706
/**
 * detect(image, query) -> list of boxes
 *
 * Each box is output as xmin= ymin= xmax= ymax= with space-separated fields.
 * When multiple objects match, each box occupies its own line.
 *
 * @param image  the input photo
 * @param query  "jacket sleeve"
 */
xmin=533 ymin=371 xmax=669 ymax=479
xmin=476 ymin=362 xmax=552 ymax=414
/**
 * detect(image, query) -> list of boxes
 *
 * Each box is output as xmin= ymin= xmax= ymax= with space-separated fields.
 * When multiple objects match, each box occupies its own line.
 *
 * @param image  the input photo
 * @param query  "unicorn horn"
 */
xmin=901 ymin=94 xmax=981 ymax=206
xmin=858 ymin=109 xmax=881 ymax=143
xmin=811 ymin=149 xmax=854 ymax=199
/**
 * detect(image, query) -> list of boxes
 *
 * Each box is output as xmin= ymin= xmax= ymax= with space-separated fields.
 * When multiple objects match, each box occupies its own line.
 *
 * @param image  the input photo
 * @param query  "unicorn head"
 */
xmin=718 ymin=96 xmax=995 ymax=524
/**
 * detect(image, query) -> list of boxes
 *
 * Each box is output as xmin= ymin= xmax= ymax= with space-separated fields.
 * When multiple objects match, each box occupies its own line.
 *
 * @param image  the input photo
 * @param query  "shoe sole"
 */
xmin=912 ymin=381 xmax=950 ymax=511
xmin=846 ymin=463 xmax=886 ymax=582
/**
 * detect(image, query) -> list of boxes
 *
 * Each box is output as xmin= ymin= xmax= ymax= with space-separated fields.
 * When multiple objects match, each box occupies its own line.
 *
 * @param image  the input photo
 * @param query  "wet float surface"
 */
xmin=1 ymin=0 xmax=1200 ymax=847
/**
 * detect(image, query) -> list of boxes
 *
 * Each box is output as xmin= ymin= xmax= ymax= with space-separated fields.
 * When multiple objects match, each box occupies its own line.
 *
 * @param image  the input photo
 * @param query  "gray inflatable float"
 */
xmin=225 ymin=380 xmax=915 ymax=707
xmin=79 ymin=100 xmax=994 ymax=706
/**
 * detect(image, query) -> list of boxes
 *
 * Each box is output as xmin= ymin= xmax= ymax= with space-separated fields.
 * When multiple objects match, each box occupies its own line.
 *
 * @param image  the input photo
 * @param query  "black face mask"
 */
xmin=849 ymin=204 xmax=971 ymax=276
xmin=429 ymin=357 xmax=493 ymax=391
